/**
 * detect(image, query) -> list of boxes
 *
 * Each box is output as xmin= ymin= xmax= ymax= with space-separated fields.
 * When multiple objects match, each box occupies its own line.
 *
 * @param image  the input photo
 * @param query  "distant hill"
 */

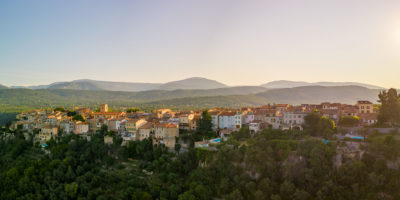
xmin=11 ymin=77 xmax=227 ymax=91
xmin=146 ymin=95 xmax=267 ymax=107
xmin=10 ymin=78 xmax=386 ymax=92
xmin=0 ymin=86 xmax=267 ymax=106
xmin=0 ymin=85 xmax=383 ymax=112
xmin=261 ymin=80 xmax=384 ymax=90
xmin=47 ymin=79 xmax=162 ymax=92
xmin=256 ymin=85 xmax=380 ymax=104
xmin=0 ymin=84 xmax=7 ymax=89
xmin=159 ymin=77 xmax=227 ymax=90
xmin=48 ymin=81 xmax=104 ymax=90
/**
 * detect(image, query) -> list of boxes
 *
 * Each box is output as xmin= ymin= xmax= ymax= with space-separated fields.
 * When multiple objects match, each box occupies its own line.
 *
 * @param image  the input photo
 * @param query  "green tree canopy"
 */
xmin=72 ymin=114 xmax=85 ymax=122
xmin=304 ymin=111 xmax=335 ymax=138
xmin=196 ymin=110 xmax=217 ymax=139
xmin=126 ymin=108 xmax=141 ymax=113
xmin=378 ymin=88 xmax=400 ymax=126
xmin=339 ymin=115 xmax=360 ymax=127
xmin=54 ymin=107 xmax=65 ymax=112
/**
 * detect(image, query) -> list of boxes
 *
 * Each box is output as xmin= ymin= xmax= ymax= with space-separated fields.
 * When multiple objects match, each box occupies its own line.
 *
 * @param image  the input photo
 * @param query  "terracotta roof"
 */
xmin=276 ymin=104 xmax=289 ymax=107
xmin=357 ymin=100 xmax=373 ymax=104
xmin=94 ymin=112 xmax=124 ymax=115
xmin=219 ymin=112 xmax=236 ymax=116
xmin=193 ymin=114 xmax=201 ymax=119
xmin=155 ymin=123 xmax=178 ymax=128
xmin=208 ymin=111 xmax=220 ymax=115
xmin=320 ymin=109 xmax=340 ymax=115
xmin=127 ymin=119 xmax=142 ymax=123
xmin=138 ymin=122 xmax=153 ymax=129
xmin=286 ymin=106 xmax=306 ymax=112
xmin=254 ymin=110 xmax=277 ymax=115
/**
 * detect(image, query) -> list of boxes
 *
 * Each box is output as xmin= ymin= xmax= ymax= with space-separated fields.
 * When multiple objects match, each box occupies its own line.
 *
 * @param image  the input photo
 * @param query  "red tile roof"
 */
xmin=155 ymin=123 xmax=178 ymax=128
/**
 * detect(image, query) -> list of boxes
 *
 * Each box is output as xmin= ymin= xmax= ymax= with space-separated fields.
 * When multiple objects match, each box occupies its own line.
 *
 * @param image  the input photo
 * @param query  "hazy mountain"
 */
xmin=11 ymin=82 xmax=70 ymax=90
xmin=0 ymin=84 xmax=8 ymax=89
xmin=11 ymin=77 xmax=227 ymax=91
xmin=48 ymin=82 xmax=104 ymax=90
xmin=256 ymin=85 xmax=380 ymax=104
xmin=10 ymin=78 xmax=385 ymax=92
xmin=145 ymin=95 xmax=268 ymax=107
xmin=159 ymin=77 xmax=227 ymax=90
xmin=119 ymin=86 xmax=267 ymax=101
xmin=0 ymin=85 xmax=382 ymax=111
xmin=47 ymin=79 xmax=163 ymax=92
xmin=261 ymin=80 xmax=384 ymax=90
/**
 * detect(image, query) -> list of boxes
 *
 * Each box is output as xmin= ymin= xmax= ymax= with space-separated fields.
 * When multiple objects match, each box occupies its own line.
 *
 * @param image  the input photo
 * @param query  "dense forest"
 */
xmin=1 ymin=124 xmax=400 ymax=199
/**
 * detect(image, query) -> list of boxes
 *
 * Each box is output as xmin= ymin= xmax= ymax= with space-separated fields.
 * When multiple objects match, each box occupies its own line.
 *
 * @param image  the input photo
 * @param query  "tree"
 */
xmin=197 ymin=110 xmax=216 ymax=139
xmin=67 ymin=111 xmax=77 ymax=116
xmin=54 ymin=107 xmax=65 ymax=112
xmin=64 ymin=182 xmax=78 ymax=198
xmin=280 ymin=180 xmax=295 ymax=200
xmin=198 ymin=111 xmax=212 ymax=134
xmin=303 ymin=111 xmax=322 ymax=136
xmin=99 ymin=125 xmax=108 ymax=135
xmin=339 ymin=116 xmax=360 ymax=127
xmin=318 ymin=116 xmax=336 ymax=138
xmin=175 ymin=143 xmax=181 ymax=154
xmin=304 ymin=111 xmax=335 ymax=138
xmin=126 ymin=108 xmax=141 ymax=113
xmin=72 ymin=114 xmax=85 ymax=122
xmin=232 ymin=126 xmax=251 ymax=140
xmin=378 ymin=88 xmax=400 ymax=126
xmin=65 ymin=166 xmax=76 ymax=182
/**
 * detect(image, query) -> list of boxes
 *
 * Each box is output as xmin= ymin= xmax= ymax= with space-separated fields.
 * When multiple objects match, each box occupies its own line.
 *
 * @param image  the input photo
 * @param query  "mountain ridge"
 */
xmin=6 ymin=78 xmax=385 ymax=92
xmin=261 ymin=80 xmax=384 ymax=90
xmin=0 ymin=85 xmax=381 ymax=110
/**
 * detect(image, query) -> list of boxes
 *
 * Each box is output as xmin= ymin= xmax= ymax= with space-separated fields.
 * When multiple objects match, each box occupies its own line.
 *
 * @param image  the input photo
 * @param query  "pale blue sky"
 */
xmin=1 ymin=0 xmax=400 ymax=87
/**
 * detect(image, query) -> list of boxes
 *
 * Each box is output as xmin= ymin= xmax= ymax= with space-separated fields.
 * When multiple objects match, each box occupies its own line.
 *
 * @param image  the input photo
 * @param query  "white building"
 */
xmin=249 ymin=122 xmax=260 ymax=134
xmin=75 ymin=122 xmax=89 ymax=134
xmin=209 ymin=111 xmax=220 ymax=130
xmin=218 ymin=112 xmax=242 ymax=129
xmin=281 ymin=109 xmax=307 ymax=129
xmin=60 ymin=121 xmax=75 ymax=134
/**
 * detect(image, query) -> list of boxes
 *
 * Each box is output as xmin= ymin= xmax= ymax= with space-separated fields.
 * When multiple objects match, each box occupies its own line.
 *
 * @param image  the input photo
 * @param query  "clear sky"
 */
xmin=1 ymin=0 xmax=400 ymax=87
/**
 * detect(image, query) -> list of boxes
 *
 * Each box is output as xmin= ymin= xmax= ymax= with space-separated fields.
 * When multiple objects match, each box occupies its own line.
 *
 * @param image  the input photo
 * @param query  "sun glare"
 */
xmin=397 ymin=27 xmax=400 ymax=44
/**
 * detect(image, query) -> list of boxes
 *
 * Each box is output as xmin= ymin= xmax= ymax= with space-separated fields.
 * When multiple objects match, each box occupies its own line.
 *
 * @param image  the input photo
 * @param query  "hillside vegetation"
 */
xmin=256 ymin=86 xmax=380 ymax=104
xmin=0 ymin=86 xmax=381 ymax=114
xmin=261 ymin=80 xmax=384 ymax=89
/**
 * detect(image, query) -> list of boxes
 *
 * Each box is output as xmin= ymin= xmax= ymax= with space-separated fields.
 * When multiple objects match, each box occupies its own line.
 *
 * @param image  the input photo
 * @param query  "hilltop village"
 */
xmin=11 ymin=101 xmax=377 ymax=149
xmin=2 ymin=89 xmax=400 ymax=200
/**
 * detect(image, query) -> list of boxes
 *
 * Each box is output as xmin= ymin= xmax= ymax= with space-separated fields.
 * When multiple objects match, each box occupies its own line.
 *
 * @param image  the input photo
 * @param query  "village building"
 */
xmin=74 ymin=121 xmax=89 ymax=134
xmin=189 ymin=114 xmax=201 ymax=131
xmin=178 ymin=113 xmax=194 ymax=131
xmin=125 ymin=119 xmax=147 ymax=137
xmin=153 ymin=123 xmax=179 ymax=148
xmin=356 ymin=100 xmax=374 ymax=114
xmin=38 ymin=126 xmax=58 ymax=142
xmin=137 ymin=122 xmax=153 ymax=141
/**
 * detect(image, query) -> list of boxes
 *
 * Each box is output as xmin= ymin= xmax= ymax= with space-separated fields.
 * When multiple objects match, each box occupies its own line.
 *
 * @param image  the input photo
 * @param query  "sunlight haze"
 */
xmin=1 ymin=0 xmax=400 ymax=88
